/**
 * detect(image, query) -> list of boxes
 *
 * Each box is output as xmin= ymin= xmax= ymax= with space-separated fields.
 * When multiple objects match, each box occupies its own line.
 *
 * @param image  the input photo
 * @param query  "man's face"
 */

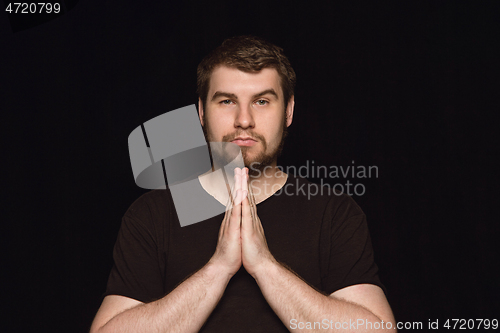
xmin=199 ymin=66 xmax=294 ymax=173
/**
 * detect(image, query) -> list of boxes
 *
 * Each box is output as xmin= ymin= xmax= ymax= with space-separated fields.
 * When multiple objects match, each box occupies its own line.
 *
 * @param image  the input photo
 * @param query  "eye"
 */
xmin=220 ymin=99 xmax=233 ymax=105
xmin=255 ymin=99 xmax=268 ymax=106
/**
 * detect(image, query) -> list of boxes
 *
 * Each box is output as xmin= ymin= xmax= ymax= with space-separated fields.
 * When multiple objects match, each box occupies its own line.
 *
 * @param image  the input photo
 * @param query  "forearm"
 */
xmin=97 ymin=262 xmax=230 ymax=333
xmin=254 ymin=260 xmax=392 ymax=332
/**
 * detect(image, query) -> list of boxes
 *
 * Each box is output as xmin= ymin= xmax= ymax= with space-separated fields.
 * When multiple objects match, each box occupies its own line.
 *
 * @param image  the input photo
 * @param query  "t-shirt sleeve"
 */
xmin=103 ymin=195 xmax=166 ymax=303
xmin=320 ymin=195 xmax=386 ymax=295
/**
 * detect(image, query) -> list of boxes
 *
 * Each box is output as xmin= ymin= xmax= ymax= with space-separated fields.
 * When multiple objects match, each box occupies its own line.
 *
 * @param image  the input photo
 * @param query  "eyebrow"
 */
xmin=211 ymin=89 xmax=279 ymax=102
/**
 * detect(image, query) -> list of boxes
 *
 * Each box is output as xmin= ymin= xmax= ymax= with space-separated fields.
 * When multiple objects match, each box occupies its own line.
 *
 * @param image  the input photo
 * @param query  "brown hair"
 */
xmin=197 ymin=35 xmax=296 ymax=111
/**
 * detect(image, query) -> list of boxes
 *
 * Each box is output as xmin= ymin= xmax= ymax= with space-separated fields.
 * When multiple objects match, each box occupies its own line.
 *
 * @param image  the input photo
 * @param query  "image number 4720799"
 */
xmin=5 ymin=2 xmax=79 ymax=33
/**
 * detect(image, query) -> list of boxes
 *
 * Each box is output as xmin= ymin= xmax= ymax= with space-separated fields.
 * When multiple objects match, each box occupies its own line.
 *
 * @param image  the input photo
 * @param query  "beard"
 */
xmin=202 ymin=115 xmax=288 ymax=178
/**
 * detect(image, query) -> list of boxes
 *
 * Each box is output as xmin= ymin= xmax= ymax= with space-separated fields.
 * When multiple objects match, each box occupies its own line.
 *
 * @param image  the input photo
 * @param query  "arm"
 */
xmin=253 ymin=260 xmax=395 ymax=332
xmin=239 ymin=169 xmax=395 ymax=332
xmin=90 ymin=260 xmax=231 ymax=333
xmin=91 ymin=171 xmax=248 ymax=333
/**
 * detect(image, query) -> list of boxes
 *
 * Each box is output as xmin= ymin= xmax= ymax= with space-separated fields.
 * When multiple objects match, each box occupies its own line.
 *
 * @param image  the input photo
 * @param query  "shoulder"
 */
xmin=122 ymin=189 xmax=174 ymax=229
xmin=282 ymin=174 xmax=364 ymax=219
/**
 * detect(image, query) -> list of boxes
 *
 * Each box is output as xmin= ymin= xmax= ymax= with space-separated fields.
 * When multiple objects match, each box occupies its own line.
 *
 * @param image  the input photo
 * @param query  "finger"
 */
xmin=224 ymin=176 xmax=242 ymax=226
xmin=224 ymin=168 xmax=240 ymax=213
xmin=231 ymin=167 xmax=242 ymax=204
xmin=229 ymin=189 xmax=244 ymax=231
xmin=250 ymin=197 xmax=258 ymax=226
xmin=241 ymin=188 xmax=253 ymax=233
xmin=246 ymin=170 xmax=258 ymax=223
xmin=220 ymin=202 xmax=233 ymax=237
xmin=242 ymin=168 xmax=254 ymax=215
xmin=241 ymin=168 xmax=248 ymax=195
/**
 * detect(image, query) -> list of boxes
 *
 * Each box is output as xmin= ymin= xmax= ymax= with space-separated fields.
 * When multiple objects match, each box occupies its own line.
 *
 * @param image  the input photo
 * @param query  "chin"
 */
xmin=243 ymin=158 xmax=258 ymax=169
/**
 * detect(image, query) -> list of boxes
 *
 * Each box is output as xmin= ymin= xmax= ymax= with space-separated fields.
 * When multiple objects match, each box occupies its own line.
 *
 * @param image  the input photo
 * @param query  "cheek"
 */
xmin=261 ymin=117 xmax=285 ymax=147
xmin=206 ymin=114 xmax=228 ymax=136
xmin=269 ymin=113 xmax=286 ymax=134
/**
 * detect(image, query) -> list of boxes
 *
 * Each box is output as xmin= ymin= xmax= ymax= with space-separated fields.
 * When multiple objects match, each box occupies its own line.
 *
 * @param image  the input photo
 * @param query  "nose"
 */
xmin=234 ymin=104 xmax=255 ymax=129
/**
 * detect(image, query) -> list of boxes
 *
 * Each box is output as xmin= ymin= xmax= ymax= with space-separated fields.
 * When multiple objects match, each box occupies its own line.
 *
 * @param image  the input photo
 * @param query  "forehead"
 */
xmin=208 ymin=66 xmax=282 ymax=99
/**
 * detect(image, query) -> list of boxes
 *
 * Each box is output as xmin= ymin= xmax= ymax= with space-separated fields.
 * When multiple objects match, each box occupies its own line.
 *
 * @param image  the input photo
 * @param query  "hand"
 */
xmin=240 ymin=168 xmax=276 ymax=277
xmin=209 ymin=168 xmax=247 ymax=277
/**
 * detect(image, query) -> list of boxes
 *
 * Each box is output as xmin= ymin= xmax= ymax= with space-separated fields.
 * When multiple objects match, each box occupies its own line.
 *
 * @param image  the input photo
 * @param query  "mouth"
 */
xmin=231 ymin=137 xmax=257 ymax=147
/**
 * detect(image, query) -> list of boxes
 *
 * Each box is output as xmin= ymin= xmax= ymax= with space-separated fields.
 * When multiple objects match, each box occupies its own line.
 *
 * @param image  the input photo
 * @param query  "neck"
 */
xmin=198 ymin=162 xmax=288 ymax=206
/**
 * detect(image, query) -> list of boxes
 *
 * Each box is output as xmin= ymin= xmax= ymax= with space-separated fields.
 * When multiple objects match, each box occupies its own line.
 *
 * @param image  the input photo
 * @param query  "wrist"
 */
xmin=251 ymin=256 xmax=279 ymax=281
xmin=206 ymin=258 xmax=237 ymax=281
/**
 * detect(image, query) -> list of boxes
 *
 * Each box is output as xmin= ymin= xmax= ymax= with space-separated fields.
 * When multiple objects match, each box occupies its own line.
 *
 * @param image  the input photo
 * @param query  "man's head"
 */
xmin=197 ymin=36 xmax=296 ymax=176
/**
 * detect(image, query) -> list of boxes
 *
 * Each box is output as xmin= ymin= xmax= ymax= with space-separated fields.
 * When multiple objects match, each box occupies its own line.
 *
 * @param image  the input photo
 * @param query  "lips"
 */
xmin=231 ymin=137 xmax=257 ymax=147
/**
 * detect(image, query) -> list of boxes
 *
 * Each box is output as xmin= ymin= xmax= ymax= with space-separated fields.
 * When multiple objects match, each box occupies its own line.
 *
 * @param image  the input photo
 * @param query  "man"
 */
xmin=90 ymin=36 xmax=396 ymax=332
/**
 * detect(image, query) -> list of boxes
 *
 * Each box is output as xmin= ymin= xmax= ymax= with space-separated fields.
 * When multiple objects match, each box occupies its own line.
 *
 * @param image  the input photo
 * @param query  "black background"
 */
xmin=2 ymin=1 xmax=499 ymax=332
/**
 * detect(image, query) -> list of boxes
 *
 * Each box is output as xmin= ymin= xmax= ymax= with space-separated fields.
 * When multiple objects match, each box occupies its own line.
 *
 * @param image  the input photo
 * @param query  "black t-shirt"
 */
xmin=104 ymin=175 xmax=384 ymax=332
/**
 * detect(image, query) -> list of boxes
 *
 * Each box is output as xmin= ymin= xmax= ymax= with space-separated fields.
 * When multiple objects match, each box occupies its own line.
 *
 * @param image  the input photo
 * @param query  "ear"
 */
xmin=198 ymin=97 xmax=205 ymax=126
xmin=285 ymin=95 xmax=295 ymax=127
